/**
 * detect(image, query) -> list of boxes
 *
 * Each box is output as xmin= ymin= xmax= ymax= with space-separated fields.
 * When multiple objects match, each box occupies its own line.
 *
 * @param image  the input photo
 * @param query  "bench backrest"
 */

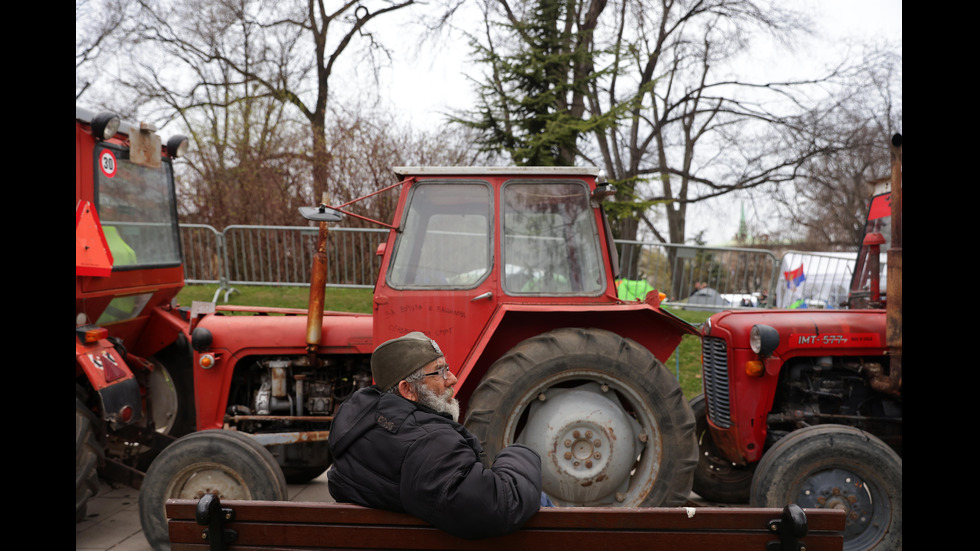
xmin=166 ymin=496 xmax=845 ymax=551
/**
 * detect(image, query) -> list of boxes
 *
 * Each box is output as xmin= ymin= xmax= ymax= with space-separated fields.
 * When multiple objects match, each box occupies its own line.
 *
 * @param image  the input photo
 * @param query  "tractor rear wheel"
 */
xmin=76 ymin=398 xmax=103 ymax=522
xmin=138 ymin=430 xmax=287 ymax=551
xmin=464 ymin=328 xmax=697 ymax=507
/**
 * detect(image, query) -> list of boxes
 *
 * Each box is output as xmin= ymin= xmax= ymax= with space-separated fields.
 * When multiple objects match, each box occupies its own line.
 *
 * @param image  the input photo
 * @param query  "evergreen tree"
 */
xmin=459 ymin=0 xmax=607 ymax=166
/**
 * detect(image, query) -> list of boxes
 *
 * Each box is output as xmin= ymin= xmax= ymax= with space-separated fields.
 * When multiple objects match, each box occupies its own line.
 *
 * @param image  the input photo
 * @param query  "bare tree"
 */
xmin=114 ymin=0 xmax=423 ymax=200
xmin=176 ymin=94 xmax=309 ymax=227
xmin=77 ymin=0 xmax=484 ymax=229
xmin=177 ymin=97 xmax=487 ymax=228
xmin=76 ymin=0 xmax=135 ymax=101
xmin=457 ymin=0 xmax=848 ymax=251
xmin=769 ymin=47 xmax=902 ymax=250
xmin=320 ymin=104 xmax=491 ymax=228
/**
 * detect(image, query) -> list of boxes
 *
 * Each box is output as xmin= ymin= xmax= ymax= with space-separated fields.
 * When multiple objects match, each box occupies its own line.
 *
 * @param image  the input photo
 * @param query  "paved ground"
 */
xmin=76 ymin=472 xmax=336 ymax=551
xmin=76 ymin=473 xmax=719 ymax=550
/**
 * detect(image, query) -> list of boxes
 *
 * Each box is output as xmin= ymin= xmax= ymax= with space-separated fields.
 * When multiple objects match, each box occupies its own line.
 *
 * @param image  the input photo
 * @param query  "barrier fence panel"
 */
xmin=616 ymin=240 xmax=780 ymax=311
xmin=220 ymin=226 xmax=388 ymax=288
xmin=180 ymin=224 xmax=222 ymax=285
xmin=327 ymin=228 xmax=389 ymax=288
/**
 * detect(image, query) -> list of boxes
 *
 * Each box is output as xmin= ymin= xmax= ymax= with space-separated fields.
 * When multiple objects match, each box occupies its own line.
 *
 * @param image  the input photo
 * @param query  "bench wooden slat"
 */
xmin=167 ymin=498 xmax=845 ymax=551
xmin=170 ymin=521 xmax=845 ymax=551
xmin=166 ymin=499 xmax=846 ymax=531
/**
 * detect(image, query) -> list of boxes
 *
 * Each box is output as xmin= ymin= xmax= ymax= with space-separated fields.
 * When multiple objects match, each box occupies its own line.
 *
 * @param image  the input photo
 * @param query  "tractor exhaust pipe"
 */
xmin=299 ymin=193 xmax=344 ymax=366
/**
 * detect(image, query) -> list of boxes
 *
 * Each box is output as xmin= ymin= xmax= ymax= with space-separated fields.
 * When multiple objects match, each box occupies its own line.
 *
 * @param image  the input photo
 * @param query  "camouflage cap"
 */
xmin=371 ymin=332 xmax=444 ymax=392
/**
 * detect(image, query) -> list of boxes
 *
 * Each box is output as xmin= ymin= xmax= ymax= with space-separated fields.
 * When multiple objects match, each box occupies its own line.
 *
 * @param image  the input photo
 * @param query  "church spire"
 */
xmin=736 ymin=203 xmax=748 ymax=243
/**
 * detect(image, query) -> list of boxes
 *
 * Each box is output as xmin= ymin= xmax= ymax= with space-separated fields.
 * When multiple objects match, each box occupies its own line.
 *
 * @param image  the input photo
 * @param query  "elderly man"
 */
xmin=327 ymin=332 xmax=544 ymax=540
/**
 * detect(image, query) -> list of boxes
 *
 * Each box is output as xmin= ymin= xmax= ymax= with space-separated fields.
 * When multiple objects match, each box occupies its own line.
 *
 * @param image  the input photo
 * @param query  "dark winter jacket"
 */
xmin=327 ymin=386 xmax=542 ymax=540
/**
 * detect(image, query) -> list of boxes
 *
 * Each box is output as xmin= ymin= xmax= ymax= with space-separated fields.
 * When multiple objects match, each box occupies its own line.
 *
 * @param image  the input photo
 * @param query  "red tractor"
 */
xmin=692 ymin=135 xmax=902 ymax=550
xmin=76 ymin=106 xmax=195 ymax=521
xmin=75 ymin=111 xmax=701 ymax=550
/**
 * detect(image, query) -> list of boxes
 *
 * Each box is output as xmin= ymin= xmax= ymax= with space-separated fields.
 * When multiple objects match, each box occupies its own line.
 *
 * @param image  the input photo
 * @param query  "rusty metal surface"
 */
xmin=230 ymin=415 xmax=334 ymax=423
xmin=127 ymin=122 xmax=163 ymax=168
xmin=884 ymin=134 xmax=902 ymax=395
xmin=306 ymin=213 xmax=330 ymax=357
xmin=247 ymin=430 xmax=331 ymax=446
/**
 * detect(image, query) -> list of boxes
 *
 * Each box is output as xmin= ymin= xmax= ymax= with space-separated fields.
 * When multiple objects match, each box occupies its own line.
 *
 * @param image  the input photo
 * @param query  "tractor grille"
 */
xmin=701 ymin=337 xmax=732 ymax=428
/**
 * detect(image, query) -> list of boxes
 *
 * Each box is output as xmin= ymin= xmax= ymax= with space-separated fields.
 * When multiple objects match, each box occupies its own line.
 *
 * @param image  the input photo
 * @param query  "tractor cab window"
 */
xmin=94 ymin=143 xmax=182 ymax=269
xmin=387 ymin=182 xmax=492 ymax=288
xmin=502 ymin=181 xmax=605 ymax=295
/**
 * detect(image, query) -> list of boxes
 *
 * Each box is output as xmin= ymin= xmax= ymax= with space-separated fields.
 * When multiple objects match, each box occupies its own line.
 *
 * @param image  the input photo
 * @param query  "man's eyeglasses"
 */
xmin=422 ymin=365 xmax=450 ymax=380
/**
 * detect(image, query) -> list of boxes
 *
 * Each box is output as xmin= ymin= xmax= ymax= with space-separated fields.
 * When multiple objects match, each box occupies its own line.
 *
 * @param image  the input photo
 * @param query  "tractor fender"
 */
xmin=453 ymin=302 xmax=697 ymax=408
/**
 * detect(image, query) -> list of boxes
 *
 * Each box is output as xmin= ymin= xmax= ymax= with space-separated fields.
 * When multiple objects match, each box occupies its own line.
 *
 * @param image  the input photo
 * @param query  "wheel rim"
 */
xmin=509 ymin=374 xmax=661 ymax=506
xmin=145 ymin=361 xmax=178 ymax=434
xmin=793 ymin=467 xmax=883 ymax=546
xmin=165 ymin=462 xmax=254 ymax=501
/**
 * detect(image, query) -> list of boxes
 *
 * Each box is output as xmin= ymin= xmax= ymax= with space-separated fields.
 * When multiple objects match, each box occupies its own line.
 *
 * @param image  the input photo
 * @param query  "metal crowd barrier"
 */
xmin=180 ymin=225 xmax=873 ymax=310
xmin=616 ymin=240 xmax=779 ymax=311
xmin=179 ymin=225 xmax=388 ymax=301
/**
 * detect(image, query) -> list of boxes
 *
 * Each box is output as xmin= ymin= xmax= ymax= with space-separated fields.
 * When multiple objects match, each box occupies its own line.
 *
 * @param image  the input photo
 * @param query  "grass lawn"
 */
xmin=662 ymin=307 xmax=711 ymax=400
xmin=176 ymin=284 xmax=709 ymax=401
xmin=177 ymin=284 xmax=374 ymax=313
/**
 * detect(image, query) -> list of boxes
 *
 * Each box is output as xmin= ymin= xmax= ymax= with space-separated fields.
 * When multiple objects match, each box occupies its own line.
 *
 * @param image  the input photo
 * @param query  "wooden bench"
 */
xmin=167 ymin=494 xmax=845 ymax=551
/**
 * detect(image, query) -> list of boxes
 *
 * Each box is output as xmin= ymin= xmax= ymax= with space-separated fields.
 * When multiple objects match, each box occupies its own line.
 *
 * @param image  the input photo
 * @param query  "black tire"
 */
xmin=750 ymin=424 xmax=902 ymax=551
xmin=464 ymin=327 xmax=697 ymax=507
xmin=282 ymin=463 xmax=330 ymax=484
xmin=146 ymin=346 xmax=196 ymax=437
xmin=138 ymin=430 xmax=288 ymax=551
xmin=690 ymin=393 xmax=754 ymax=503
xmin=76 ymin=398 xmax=104 ymax=522
xmin=275 ymin=441 xmax=332 ymax=484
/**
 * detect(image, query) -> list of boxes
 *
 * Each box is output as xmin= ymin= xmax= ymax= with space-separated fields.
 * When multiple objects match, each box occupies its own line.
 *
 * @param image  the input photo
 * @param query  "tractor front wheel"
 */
xmin=750 ymin=424 xmax=902 ymax=551
xmin=138 ymin=430 xmax=288 ymax=551
xmin=690 ymin=393 xmax=754 ymax=503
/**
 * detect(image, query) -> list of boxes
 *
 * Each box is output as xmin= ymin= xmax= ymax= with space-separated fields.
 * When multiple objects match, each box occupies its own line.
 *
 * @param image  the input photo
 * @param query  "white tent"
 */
xmin=776 ymin=251 xmax=887 ymax=309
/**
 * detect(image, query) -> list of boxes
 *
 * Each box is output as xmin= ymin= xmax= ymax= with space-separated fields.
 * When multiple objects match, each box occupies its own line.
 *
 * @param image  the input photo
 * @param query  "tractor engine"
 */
xmin=228 ymin=355 xmax=372 ymax=428
xmin=767 ymin=356 xmax=902 ymax=453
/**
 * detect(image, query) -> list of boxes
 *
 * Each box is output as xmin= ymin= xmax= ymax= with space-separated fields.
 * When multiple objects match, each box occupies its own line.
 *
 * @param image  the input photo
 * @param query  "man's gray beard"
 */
xmin=418 ymin=384 xmax=460 ymax=423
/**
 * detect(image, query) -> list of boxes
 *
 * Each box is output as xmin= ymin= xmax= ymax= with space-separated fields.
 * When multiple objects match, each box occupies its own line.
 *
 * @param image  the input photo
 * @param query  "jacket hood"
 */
xmin=328 ymin=386 xmax=385 ymax=458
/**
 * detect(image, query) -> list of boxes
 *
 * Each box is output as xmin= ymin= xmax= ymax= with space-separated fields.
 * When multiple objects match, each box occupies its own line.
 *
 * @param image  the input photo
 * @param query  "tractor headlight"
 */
xmin=749 ymin=324 xmax=779 ymax=357
xmin=167 ymin=135 xmax=189 ymax=158
xmin=92 ymin=111 xmax=121 ymax=141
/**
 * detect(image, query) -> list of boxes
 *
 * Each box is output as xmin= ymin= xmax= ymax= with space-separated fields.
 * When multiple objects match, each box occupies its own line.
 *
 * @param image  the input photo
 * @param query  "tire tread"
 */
xmin=464 ymin=328 xmax=697 ymax=507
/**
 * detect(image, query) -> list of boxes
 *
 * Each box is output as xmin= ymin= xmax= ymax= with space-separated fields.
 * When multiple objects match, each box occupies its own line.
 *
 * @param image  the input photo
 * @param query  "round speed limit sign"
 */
xmin=99 ymin=149 xmax=117 ymax=178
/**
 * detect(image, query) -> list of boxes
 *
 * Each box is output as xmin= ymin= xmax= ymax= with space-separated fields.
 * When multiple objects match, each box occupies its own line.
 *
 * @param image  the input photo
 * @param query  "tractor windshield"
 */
xmin=93 ymin=143 xmax=182 ymax=269
xmin=387 ymin=182 xmax=493 ymax=288
xmin=502 ymin=180 xmax=605 ymax=295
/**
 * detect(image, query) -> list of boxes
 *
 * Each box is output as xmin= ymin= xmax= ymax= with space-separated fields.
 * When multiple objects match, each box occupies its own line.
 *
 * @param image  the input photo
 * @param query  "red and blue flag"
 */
xmin=784 ymin=264 xmax=805 ymax=290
